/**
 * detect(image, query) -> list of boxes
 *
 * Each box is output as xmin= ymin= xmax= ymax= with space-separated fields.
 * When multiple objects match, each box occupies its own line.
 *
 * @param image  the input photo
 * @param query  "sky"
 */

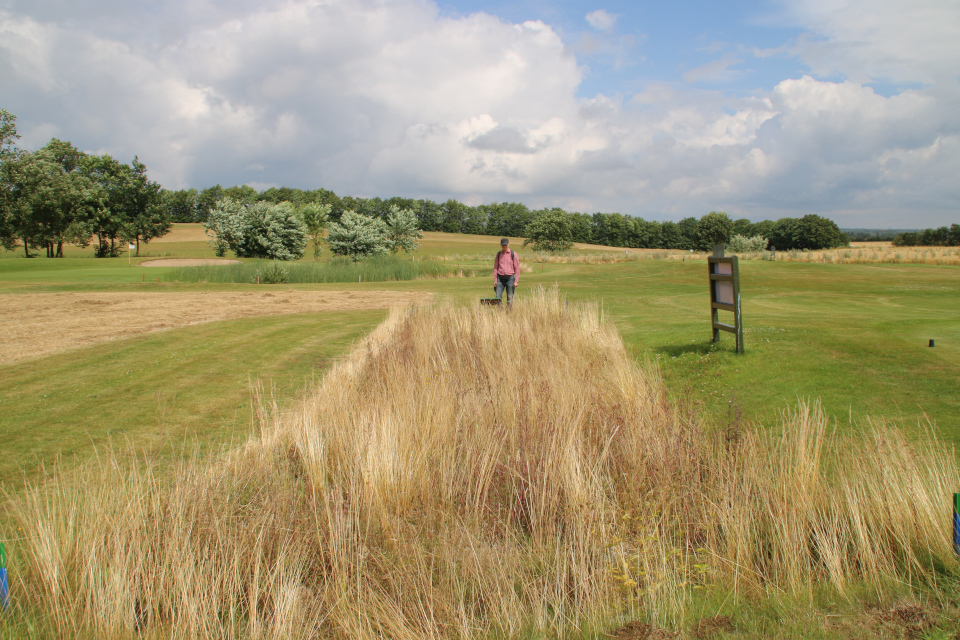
xmin=1 ymin=0 xmax=958 ymax=227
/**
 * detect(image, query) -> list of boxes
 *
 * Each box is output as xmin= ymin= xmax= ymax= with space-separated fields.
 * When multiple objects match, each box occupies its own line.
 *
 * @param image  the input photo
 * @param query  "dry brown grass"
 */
xmin=0 ymin=290 xmax=427 ymax=365
xmin=740 ymin=245 xmax=960 ymax=265
xmin=151 ymin=224 xmax=212 ymax=243
xmin=3 ymin=288 xmax=957 ymax=638
xmin=140 ymin=259 xmax=241 ymax=266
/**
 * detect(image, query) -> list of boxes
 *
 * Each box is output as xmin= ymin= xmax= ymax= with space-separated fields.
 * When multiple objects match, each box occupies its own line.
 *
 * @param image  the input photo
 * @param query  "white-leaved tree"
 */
xmin=204 ymin=197 xmax=245 ymax=257
xmin=327 ymin=210 xmax=389 ymax=261
xmin=297 ymin=202 xmax=331 ymax=260
xmin=203 ymin=198 xmax=308 ymax=260
xmin=385 ymin=204 xmax=422 ymax=254
xmin=727 ymin=234 xmax=769 ymax=253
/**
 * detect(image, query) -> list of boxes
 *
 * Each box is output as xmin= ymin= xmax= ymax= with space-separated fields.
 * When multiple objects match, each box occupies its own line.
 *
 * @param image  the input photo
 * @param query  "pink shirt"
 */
xmin=494 ymin=249 xmax=520 ymax=284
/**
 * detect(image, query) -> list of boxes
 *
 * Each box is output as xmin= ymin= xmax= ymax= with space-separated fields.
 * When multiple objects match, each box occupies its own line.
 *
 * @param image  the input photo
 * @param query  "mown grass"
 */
xmin=163 ymin=255 xmax=457 ymax=284
xmin=0 ymin=310 xmax=386 ymax=491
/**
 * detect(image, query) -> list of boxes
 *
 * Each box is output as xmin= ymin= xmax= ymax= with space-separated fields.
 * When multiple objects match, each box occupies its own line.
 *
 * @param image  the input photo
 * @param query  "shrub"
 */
xmin=327 ymin=210 xmax=389 ymax=261
xmin=727 ymin=234 xmax=768 ymax=253
xmin=203 ymin=198 xmax=308 ymax=260
xmin=252 ymin=261 xmax=289 ymax=284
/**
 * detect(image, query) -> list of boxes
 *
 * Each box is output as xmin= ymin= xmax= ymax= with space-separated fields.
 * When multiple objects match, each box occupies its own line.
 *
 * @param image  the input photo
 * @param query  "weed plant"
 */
xmin=165 ymin=255 xmax=457 ymax=284
xmin=2 ymin=288 xmax=958 ymax=639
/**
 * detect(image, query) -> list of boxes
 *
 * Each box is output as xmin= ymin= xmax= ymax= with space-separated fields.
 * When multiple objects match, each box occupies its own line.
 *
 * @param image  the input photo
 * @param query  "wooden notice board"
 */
xmin=708 ymin=247 xmax=744 ymax=353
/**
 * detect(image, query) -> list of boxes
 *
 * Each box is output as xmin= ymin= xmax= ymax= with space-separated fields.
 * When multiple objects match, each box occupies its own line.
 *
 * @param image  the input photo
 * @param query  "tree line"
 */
xmin=892 ymin=226 xmax=960 ymax=247
xmin=2 ymin=106 xmax=854 ymax=257
xmin=0 ymin=110 xmax=170 ymax=257
xmin=164 ymin=184 xmax=850 ymax=251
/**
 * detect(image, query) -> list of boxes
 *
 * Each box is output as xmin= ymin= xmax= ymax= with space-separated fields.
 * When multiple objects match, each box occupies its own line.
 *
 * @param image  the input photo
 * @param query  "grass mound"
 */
xmin=3 ymin=288 xmax=958 ymax=638
xmin=164 ymin=255 xmax=454 ymax=284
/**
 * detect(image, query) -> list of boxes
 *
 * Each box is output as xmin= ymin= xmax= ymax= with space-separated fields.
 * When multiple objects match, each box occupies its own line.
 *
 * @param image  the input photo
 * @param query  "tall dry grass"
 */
xmin=3 ymin=288 xmax=957 ymax=638
xmin=739 ymin=246 xmax=960 ymax=265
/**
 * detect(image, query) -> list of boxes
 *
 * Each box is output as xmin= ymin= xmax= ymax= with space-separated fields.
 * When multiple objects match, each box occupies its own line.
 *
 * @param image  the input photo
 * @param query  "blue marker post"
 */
xmin=954 ymin=494 xmax=960 ymax=555
xmin=0 ymin=542 xmax=9 ymax=611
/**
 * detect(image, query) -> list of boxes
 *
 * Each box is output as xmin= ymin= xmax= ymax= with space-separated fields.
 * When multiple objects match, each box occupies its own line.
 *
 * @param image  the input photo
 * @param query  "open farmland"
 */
xmin=1 ymin=226 xmax=959 ymax=638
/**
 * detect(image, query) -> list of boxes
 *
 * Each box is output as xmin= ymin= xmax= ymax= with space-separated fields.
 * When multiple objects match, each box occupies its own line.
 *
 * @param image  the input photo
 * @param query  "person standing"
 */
xmin=493 ymin=238 xmax=520 ymax=307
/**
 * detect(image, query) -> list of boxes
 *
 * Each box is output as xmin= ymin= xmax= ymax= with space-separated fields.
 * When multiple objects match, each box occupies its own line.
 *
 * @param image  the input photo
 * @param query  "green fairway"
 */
xmin=0 ymin=309 xmax=385 ymax=490
xmin=2 ymin=230 xmax=958 ymax=490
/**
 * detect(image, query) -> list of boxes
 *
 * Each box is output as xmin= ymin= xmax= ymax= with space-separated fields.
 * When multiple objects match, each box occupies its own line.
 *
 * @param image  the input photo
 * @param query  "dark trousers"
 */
xmin=496 ymin=274 xmax=515 ymax=307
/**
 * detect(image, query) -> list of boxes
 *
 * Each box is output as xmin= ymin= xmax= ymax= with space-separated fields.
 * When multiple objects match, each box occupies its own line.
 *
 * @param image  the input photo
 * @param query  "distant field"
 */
xmin=1 ymin=227 xmax=958 ymax=491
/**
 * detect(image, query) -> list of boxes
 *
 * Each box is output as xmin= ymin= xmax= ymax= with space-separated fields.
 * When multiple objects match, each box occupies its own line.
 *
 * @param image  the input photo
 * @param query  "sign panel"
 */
xmin=708 ymin=249 xmax=744 ymax=353
xmin=715 ymin=280 xmax=734 ymax=305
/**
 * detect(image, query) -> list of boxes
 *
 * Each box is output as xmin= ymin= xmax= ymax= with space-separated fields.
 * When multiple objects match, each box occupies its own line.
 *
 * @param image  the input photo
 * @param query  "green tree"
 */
xmin=676 ymin=217 xmax=700 ymax=250
xmin=196 ymin=185 xmax=225 ymax=222
xmin=121 ymin=157 xmax=171 ymax=256
xmin=222 ymin=185 xmax=258 ymax=205
xmin=297 ymin=202 xmax=331 ymax=259
xmin=696 ymin=211 xmax=733 ymax=250
xmin=385 ymin=205 xmax=422 ymax=254
xmin=0 ymin=109 xmax=23 ymax=251
xmin=523 ymin=208 xmax=573 ymax=252
xmin=484 ymin=202 xmax=532 ymax=237
xmin=568 ymin=212 xmax=594 ymax=244
xmin=0 ymin=109 xmax=20 ymax=162
xmin=82 ymin=153 xmax=131 ymax=257
xmin=327 ymin=210 xmax=389 ymax=261
xmin=4 ymin=141 xmax=98 ymax=258
xmin=793 ymin=214 xmax=846 ymax=250
xmin=164 ymin=188 xmax=200 ymax=222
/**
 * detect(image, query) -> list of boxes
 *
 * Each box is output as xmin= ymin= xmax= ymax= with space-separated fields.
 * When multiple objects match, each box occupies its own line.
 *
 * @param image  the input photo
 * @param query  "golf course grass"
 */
xmin=1 ymin=226 xmax=957 ymax=490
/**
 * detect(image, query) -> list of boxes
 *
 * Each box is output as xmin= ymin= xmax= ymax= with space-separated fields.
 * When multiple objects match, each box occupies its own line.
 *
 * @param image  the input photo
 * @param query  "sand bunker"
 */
xmin=1 ymin=290 xmax=427 ymax=365
xmin=141 ymin=259 xmax=241 ymax=267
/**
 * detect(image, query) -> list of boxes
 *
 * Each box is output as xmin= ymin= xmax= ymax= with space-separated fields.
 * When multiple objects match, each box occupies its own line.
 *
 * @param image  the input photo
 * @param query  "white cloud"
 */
xmin=784 ymin=0 xmax=960 ymax=84
xmin=0 ymin=0 xmax=957 ymax=226
xmin=585 ymin=9 xmax=618 ymax=31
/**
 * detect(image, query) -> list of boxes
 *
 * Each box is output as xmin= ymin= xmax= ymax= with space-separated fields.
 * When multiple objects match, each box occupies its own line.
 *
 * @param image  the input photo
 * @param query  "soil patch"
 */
xmin=607 ymin=621 xmax=677 ymax=639
xmin=1 ymin=290 xmax=427 ymax=365
xmin=140 ymin=258 xmax=241 ymax=267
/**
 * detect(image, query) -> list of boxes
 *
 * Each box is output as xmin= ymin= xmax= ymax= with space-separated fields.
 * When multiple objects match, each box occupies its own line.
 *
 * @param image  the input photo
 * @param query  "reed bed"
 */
xmin=164 ymin=255 xmax=459 ymax=284
xmin=2 ymin=288 xmax=957 ymax=639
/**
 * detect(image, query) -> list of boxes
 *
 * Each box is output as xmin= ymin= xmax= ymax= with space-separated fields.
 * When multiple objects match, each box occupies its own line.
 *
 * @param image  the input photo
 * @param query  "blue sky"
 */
xmin=440 ymin=0 xmax=811 ymax=96
xmin=1 ymin=0 xmax=958 ymax=226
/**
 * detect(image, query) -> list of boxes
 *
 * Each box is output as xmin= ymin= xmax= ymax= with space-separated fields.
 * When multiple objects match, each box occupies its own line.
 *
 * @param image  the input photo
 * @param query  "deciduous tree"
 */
xmin=523 ymin=208 xmax=573 ymax=252
xmin=696 ymin=211 xmax=733 ymax=250
xmin=297 ymin=202 xmax=331 ymax=259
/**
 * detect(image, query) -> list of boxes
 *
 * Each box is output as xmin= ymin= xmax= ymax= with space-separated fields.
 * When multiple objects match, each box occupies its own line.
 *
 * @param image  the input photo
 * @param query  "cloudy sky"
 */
xmin=1 ymin=0 xmax=958 ymax=226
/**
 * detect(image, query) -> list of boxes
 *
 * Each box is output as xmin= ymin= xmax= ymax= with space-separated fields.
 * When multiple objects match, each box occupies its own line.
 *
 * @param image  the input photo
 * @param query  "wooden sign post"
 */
xmin=708 ymin=245 xmax=744 ymax=354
